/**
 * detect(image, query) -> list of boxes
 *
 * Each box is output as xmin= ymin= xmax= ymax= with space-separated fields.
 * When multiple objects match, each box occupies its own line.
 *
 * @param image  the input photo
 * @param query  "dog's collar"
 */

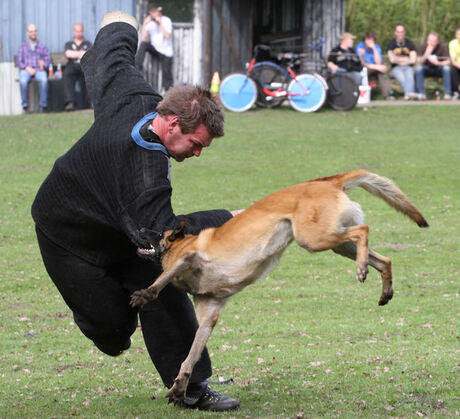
xmin=131 ymin=112 xmax=169 ymax=157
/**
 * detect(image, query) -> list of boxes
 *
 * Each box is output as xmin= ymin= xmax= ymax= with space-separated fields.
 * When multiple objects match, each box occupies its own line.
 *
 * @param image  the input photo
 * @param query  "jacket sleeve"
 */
xmin=118 ymin=151 xmax=232 ymax=248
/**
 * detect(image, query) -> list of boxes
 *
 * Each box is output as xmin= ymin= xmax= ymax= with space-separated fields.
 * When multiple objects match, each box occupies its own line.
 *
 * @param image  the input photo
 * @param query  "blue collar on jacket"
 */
xmin=131 ymin=112 xmax=170 ymax=157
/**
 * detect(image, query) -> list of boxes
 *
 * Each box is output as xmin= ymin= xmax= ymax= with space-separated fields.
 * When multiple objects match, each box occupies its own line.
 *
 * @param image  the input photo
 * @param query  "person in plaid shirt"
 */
xmin=17 ymin=24 xmax=51 ymax=113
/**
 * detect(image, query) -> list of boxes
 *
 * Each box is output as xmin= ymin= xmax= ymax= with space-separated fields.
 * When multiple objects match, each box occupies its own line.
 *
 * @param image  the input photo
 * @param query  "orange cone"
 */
xmin=210 ymin=72 xmax=220 ymax=95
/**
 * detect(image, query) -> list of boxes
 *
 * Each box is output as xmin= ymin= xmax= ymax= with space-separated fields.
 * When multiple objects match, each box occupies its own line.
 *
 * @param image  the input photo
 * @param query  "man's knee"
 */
xmin=73 ymin=310 xmax=137 ymax=356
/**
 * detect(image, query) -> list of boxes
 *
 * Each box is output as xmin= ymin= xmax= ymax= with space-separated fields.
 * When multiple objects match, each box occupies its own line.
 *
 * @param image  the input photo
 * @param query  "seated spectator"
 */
xmin=327 ymin=32 xmax=363 ymax=86
xmin=415 ymin=32 xmax=452 ymax=100
xmin=355 ymin=31 xmax=393 ymax=99
xmin=17 ymin=24 xmax=51 ymax=113
xmin=63 ymin=23 xmax=92 ymax=111
xmin=449 ymin=27 xmax=460 ymax=99
xmin=387 ymin=24 xmax=417 ymax=100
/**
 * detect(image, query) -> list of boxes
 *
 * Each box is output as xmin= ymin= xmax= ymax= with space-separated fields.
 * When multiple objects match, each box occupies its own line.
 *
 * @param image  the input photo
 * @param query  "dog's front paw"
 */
xmin=130 ymin=288 xmax=157 ymax=307
xmin=166 ymin=381 xmax=186 ymax=405
xmin=356 ymin=263 xmax=368 ymax=283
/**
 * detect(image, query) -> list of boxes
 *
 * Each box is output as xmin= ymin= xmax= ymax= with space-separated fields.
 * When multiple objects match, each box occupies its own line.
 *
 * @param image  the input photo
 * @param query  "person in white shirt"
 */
xmin=136 ymin=6 xmax=173 ymax=91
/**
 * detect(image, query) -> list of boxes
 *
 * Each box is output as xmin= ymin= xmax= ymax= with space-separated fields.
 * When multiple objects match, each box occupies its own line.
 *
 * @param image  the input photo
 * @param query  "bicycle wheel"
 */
xmin=326 ymin=73 xmax=359 ymax=111
xmin=251 ymin=62 xmax=288 ymax=108
xmin=287 ymin=73 xmax=327 ymax=113
xmin=219 ymin=73 xmax=257 ymax=112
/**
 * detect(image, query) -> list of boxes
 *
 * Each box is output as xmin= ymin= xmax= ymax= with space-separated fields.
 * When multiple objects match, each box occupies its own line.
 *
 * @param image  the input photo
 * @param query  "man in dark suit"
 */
xmin=32 ymin=11 xmax=239 ymax=412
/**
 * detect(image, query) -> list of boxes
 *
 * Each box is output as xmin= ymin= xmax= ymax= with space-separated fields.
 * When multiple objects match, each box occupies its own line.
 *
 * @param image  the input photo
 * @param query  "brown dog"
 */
xmin=130 ymin=169 xmax=428 ymax=404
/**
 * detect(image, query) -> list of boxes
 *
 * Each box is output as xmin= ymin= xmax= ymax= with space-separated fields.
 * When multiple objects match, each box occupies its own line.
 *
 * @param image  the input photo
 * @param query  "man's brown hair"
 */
xmin=364 ymin=31 xmax=377 ymax=41
xmin=157 ymin=85 xmax=225 ymax=138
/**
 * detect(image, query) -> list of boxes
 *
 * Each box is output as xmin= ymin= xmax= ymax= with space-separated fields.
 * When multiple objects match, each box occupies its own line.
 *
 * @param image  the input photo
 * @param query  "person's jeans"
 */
xmin=19 ymin=69 xmax=48 ymax=108
xmin=390 ymin=65 xmax=415 ymax=96
xmin=415 ymin=65 xmax=452 ymax=95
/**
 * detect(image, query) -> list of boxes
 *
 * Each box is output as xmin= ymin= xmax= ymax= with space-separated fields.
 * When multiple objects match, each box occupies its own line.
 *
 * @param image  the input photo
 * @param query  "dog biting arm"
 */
xmin=130 ymin=252 xmax=196 ymax=307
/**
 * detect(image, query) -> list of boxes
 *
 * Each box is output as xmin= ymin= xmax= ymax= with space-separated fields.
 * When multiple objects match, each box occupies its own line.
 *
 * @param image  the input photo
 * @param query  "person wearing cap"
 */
xmin=355 ymin=31 xmax=394 ymax=100
xmin=387 ymin=24 xmax=417 ymax=100
xmin=136 ymin=5 xmax=174 ymax=92
xmin=327 ymin=32 xmax=363 ymax=85
xmin=32 ymin=11 xmax=240 ymax=412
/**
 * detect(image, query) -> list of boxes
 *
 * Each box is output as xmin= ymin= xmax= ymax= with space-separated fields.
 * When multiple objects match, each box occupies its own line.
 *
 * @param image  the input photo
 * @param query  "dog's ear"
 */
xmin=168 ymin=219 xmax=187 ymax=242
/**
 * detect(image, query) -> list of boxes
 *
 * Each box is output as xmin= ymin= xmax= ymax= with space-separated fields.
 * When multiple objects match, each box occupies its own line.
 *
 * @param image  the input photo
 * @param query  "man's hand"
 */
xmin=427 ymin=54 xmax=439 ymax=66
xmin=143 ymin=15 xmax=152 ymax=25
xmin=26 ymin=66 xmax=36 ymax=75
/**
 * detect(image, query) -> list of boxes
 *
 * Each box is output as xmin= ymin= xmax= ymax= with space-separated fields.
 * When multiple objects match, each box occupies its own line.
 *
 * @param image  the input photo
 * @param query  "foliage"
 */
xmin=346 ymin=0 xmax=460 ymax=48
xmin=0 ymin=106 xmax=459 ymax=417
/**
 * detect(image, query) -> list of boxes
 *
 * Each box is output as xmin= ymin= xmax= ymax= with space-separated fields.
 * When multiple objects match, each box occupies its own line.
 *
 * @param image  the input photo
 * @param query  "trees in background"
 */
xmin=346 ymin=0 xmax=459 ymax=47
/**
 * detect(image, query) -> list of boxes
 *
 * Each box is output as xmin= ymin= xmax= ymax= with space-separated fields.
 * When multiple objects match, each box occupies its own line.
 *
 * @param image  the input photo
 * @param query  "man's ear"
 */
xmin=168 ymin=219 xmax=187 ymax=242
xmin=167 ymin=115 xmax=180 ymax=133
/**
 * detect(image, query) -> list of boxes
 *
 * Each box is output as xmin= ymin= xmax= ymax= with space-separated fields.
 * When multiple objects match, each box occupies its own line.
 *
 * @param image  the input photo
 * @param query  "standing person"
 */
xmin=327 ymin=32 xmax=363 ymax=85
xmin=415 ymin=32 xmax=452 ymax=100
xmin=63 ymin=23 xmax=92 ymax=111
xmin=387 ymin=24 xmax=417 ymax=100
xmin=32 ymin=11 xmax=240 ymax=412
xmin=136 ymin=6 xmax=173 ymax=92
xmin=355 ymin=31 xmax=393 ymax=99
xmin=448 ymin=27 xmax=460 ymax=99
xmin=16 ymin=24 xmax=51 ymax=113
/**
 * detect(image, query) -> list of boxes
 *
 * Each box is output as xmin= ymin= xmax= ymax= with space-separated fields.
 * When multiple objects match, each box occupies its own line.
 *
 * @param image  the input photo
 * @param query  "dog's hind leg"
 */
xmin=167 ymin=296 xmax=226 ymax=404
xmin=333 ymin=244 xmax=393 ymax=305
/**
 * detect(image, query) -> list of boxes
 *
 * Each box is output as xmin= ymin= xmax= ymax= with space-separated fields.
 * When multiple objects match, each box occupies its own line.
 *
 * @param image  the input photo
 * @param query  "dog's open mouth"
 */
xmin=137 ymin=246 xmax=156 ymax=256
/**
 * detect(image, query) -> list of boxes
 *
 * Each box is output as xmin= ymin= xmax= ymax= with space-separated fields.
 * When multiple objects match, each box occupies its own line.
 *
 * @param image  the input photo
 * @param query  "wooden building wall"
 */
xmin=203 ymin=0 xmax=345 ymax=84
xmin=302 ymin=0 xmax=346 ymax=72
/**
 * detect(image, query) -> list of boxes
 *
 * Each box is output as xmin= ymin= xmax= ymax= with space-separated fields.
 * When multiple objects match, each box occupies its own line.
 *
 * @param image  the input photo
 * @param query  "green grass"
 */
xmin=1 ymin=106 xmax=459 ymax=418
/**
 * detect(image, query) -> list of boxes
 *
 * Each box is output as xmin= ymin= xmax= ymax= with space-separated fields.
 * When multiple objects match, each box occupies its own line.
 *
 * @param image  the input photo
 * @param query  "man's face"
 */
xmin=364 ymin=37 xmax=375 ymax=48
xmin=342 ymin=37 xmax=354 ymax=49
xmin=427 ymin=34 xmax=439 ymax=48
xmin=27 ymin=25 xmax=37 ymax=42
xmin=395 ymin=26 xmax=405 ymax=41
xmin=150 ymin=9 xmax=162 ymax=22
xmin=163 ymin=117 xmax=213 ymax=162
xmin=73 ymin=24 xmax=84 ymax=40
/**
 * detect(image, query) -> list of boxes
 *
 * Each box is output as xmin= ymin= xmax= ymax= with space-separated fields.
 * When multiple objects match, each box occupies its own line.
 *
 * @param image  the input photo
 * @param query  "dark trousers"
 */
xmin=135 ymin=41 xmax=173 ymax=91
xmin=35 ymin=226 xmax=212 ymax=388
xmin=63 ymin=63 xmax=88 ymax=106
xmin=452 ymin=66 xmax=460 ymax=93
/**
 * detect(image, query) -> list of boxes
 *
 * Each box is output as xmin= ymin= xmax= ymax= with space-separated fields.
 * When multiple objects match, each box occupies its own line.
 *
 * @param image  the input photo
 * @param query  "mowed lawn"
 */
xmin=0 ymin=105 xmax=459 ymax=418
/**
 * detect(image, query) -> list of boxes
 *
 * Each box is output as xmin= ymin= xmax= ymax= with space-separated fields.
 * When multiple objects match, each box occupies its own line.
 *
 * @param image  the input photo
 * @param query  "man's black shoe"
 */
xmin=180 ymin=386 xmax=240 ymax=412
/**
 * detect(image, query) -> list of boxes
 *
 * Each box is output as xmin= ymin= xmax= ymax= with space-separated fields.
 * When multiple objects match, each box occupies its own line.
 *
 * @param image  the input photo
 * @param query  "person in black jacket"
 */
xmin=32 ymin=11 xmax=239 ymax=412
xmin=63 ymin=23 xmax=92 ymax=111
xmin=327 ymin=32 xmax=363 ymax=85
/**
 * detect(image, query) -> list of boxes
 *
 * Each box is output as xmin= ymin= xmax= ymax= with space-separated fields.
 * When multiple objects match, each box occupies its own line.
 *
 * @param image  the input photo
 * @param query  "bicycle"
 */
xmin=219 ymin=44 xmax=328 ymax=113
xmin=306 ymin=38 xmax=360 ymax=111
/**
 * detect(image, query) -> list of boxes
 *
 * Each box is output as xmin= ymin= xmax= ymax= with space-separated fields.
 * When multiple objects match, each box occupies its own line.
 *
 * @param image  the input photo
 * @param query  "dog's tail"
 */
xmin=336 ymin=170 xmax=429 ymax=228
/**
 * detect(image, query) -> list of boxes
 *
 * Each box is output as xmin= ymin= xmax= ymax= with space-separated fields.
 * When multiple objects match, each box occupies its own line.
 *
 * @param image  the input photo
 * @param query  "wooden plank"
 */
xmin=211 ymin=0 xmax=242 ymax=69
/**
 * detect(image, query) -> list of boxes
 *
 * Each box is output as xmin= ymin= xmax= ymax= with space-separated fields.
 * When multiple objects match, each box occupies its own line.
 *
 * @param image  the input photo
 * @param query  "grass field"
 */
xmin=1 ymin=105 xmax=459 ymax=418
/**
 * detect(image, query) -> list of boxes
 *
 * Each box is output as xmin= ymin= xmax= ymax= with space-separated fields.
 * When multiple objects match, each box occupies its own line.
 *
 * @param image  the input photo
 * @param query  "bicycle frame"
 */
xmin=247 ymin=58 xmax=310 ymax=99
